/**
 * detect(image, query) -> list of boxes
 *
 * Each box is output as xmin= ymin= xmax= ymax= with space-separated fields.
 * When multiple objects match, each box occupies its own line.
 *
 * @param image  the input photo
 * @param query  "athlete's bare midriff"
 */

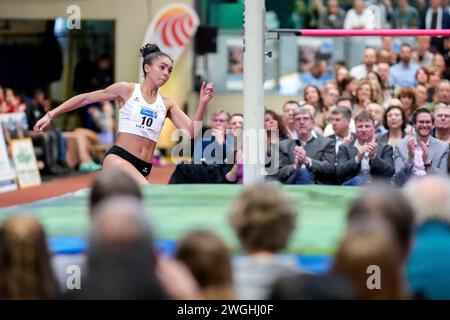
xmin=113 ymin=132 xmax=156 ymax=163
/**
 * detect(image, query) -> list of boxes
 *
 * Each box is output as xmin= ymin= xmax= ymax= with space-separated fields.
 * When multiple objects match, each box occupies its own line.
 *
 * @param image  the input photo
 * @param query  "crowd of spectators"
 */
xmin=2 ymin=168 xmax=450 ymax=300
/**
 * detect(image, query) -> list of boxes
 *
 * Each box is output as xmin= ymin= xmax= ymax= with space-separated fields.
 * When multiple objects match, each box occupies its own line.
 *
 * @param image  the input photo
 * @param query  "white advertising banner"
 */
xmin=140 ymin=3 xmax=200 ymax=79
xmin=11 ymin=138 xmax=41 ymax=189
xmin=0 ymin=122 xmax=17 ymax=193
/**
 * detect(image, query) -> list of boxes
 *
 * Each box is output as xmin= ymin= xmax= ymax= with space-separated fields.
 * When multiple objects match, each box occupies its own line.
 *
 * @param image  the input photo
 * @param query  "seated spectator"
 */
xmin=68 ymin=196 xmax=168 ymax=299
xmin=277 ymin=107 xmax=335 ymax=185
xmin=302 ymin=85 xmax=327 ymax=131
xmin=422 ymin=0 xmax=450 ymax=54
xmin=25 ymin=89 xmax=71 ymax=176
xmin=353 ymin=79 xmax=375 ymax=114
xmin=377 ymin=105 xmax=407 ymax=147
xmin=348 ymin=182 xmax=415 ymax=263
xmin=397 ymin=87 xmax=419 ymax=124
xmin=264 ymin=109 xmax=288 ymax=179
xmin=299 ymin=60 xmax=333 ymax=93
xmin=175 ymin=230 xmax=235 ymax=300
xmin=433 ymin=104 xmax=450 ymax=145
xmin=281 ymin=100 xmax=301 ymax=140
xmin=416 ymin=84 xmax=431 ymax=109
xmin=375 ymin=62 xmax=394 ymax=107
xmin=323 ymin=98 xmax=356 ymax=137
xmin=391 ymin=0 xmax=421 ymax=29
xmin=404 ymin=176 xmax=450 ymax=299
xmin=393 ymin=108 xmax=449 ymax=186
xmin=326 ymin=106 xmax=354 ymax=155
xmin=227 ymin=113 xmax=244 ymax=139
xmin=1 ymin=88 xmax=18 ymax=113
xmin=389 ymin=44 xmax=420 ymax=89
xmin=229 ymin=183 xmax=301 ymax=300
xmin=428 ymin=79 xmax=450 ymax=112
xmin=350 ymin=48 xmax=378 ymax=80
xmin=169 ymin=109 xmax=236 ymax=184
xmin=87 ymin=100 xmax=115 ymax=146
xmin=0 ymin=215 xmax=59 ymax=299
xmin=52 ymin=168 xmax=143 ymax=292
xmin=336 ymin=111 xmax=394 ymax=185
xmin=415 ymin=67 xmax=430 ymax=88
xmin=318 ymin=0 xmax=346 ymax=29
xmin=343 ymin=0 xmax=376 ymax=29
xmin=411 ymin=37 xmax=434 ymax=68
xmin=367 ymin=102 xmax=388 ymax=138
xmin=338 ymin=76 xmax=358 ymax=103
xmin=332 ymin=215 xmax=408 ymax=299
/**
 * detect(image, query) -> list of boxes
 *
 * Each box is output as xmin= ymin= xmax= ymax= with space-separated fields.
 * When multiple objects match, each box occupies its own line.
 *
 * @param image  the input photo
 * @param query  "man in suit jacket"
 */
xmin=393 ymin=108 xmax=449 ymax=186
xmin=421 ymin=0 xmax=450 ymax=53
xmin=276 ymin=107 xmax=335 ymax=184
xmin=336 ymin=111 xmax=394 ymax=185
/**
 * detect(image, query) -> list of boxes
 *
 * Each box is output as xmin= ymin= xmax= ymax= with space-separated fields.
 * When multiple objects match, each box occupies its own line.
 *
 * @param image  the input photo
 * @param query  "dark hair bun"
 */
xmin=140 ymin=43 xmax=160 ymax=58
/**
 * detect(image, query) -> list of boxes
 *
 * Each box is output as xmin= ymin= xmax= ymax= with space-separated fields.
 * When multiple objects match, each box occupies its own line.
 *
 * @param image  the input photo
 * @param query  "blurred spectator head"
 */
xmin=363 ymin=48 xmax=377 ymax=69
xmin=336 ymin=97 xmax=353 ymax=112
xmin=415 ymin=36 xmax=431 ymax=55
xmin=399 ymin=44 xmax=413 ymax=64
xmin=354 ymin=0 xmax=365 ymax=14
xmin=434 ymin=103 xmax=450 ymax=131
xmin=230 ymin=183 xmax=297 ymax=253
xmin=354 ymin=110 xmax=375 ymax=143
xmin=89 ymin=168 xmax=142 ymax=218
xmin=332 ymin=215 xmax=406 ymax=299
xmin=336 ymin=66 xmax=349 ymax=83
xmin=436 ymin=79 xmax=450 ymax=104
xmin=323 ymin=86 xmax=340 ymax=108
xmin=377 ymin=49 xmax=392 ymax=65
xmin=367 ymin=103 xmax=384 ymax=128
xmin=0 ymin=214 xmax=58 ymax=299
xmin=228 ymin=113 xmax=244 ymax=138
xmin=404 ymin=175 xmax=450 ymax=224
xmin=416 ymin=84 xmax=429 ymax=107
xmin=376 ymin=62 xmax=390 ymax=83
xmin=265 ymin=109 xmax=287 ymax=137
xmin=211 ymin=109 xmax=230 ymax=131
xmin=331 ymin=106 xmax=352 ymax=137
xmin=397 ymin=87 xmax=418 ymax=116
xmin=415 ymin=67 xmax=430 ymax=86
xmin=348 ymin=182 xmax=415 ymax=260
xmin=175 ymin=230 xmax=234 ymax=300
xmin=282 ymin=100 xmax=301 ymax=128
xmin=83 ymin=196 xmax=166 ymax=299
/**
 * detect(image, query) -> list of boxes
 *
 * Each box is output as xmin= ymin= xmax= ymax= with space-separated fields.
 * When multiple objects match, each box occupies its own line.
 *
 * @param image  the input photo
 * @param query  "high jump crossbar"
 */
xmin=266 ymin=28 xmax=450 ymax=39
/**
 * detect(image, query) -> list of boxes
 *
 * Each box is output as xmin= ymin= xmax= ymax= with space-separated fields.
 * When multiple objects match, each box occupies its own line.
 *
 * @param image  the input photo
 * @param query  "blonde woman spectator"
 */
xmin=175 ymin=230 xmax=235 ymax=300
xmin=353 ymin=79 xmax=374 ymax=114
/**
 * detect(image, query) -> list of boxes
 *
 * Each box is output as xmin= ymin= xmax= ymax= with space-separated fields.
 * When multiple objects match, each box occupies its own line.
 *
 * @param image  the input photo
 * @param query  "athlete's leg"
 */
xmin=103 ymin=154 xmax=149 ymax=184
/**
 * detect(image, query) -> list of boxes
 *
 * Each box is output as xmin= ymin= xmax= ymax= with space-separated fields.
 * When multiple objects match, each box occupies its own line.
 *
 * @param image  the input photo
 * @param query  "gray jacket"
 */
xmin=393 ymin=136 xmax=449 ymax=186
xmin=276 ymin=137 xmax=335 ymax=184
xmin=336 ymin=140 xmax=394 ymax=184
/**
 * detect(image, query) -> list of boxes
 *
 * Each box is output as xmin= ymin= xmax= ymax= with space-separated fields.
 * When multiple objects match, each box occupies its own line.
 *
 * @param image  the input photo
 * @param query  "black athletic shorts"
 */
xmin=105 ymin=145 xmax=153 ymax=177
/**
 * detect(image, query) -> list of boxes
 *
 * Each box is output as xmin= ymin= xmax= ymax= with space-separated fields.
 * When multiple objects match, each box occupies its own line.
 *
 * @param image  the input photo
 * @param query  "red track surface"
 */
xmin=0 ymin=165 xmax=175 ymax=208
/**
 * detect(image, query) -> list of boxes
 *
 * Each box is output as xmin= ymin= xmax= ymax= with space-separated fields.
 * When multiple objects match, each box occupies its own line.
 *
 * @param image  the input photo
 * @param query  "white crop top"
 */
xmin=118 ymin=83 xmax=168 ymax=142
